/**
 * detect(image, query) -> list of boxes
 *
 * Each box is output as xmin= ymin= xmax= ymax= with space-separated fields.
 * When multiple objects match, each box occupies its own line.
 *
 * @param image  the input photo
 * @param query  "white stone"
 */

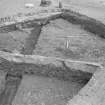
xmin=25 ymin=3 xmax=34 ymax=8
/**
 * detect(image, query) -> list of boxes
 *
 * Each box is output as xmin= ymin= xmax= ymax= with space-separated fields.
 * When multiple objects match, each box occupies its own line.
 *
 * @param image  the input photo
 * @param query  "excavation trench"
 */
xmin=0 ymin=56 xmax=93 ymax=105
xmin=0 ymin=9 xmax=105 ymax=105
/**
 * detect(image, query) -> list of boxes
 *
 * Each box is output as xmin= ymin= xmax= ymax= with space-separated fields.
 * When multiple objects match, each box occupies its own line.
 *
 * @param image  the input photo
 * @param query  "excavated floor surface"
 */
xmin=34 ymin=18 xmax=105 ymax=63
xmin=12 ymin=75 xmax=84 ymax=105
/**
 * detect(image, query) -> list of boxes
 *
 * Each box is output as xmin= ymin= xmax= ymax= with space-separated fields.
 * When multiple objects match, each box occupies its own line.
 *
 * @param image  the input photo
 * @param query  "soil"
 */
xmin=0 ymin=0 xmax=105 ymax=23
xmin=21 ymin=24 xmax=42 ymax=55
xmin=0 ymin=70 xmax=6 ymax=94
xmin=12 ymin=75 xmax=84 ymax=105
xmin=0 ymin=15 xmax=104 ymax=105
xmin=0 ymin=57 xmax=92 ymax=105
xmin=0 ymin=0 xmax=105 ymax=105
xmin=0 ymin=30 xmax=29 ymax=53
xmin=33 ymin=18 xmax=105 ymax=63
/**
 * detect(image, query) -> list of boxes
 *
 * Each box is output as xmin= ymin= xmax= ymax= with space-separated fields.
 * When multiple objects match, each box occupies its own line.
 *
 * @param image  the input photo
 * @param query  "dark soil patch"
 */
xmin=21 ymin=24 xmax=42 ymax=55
